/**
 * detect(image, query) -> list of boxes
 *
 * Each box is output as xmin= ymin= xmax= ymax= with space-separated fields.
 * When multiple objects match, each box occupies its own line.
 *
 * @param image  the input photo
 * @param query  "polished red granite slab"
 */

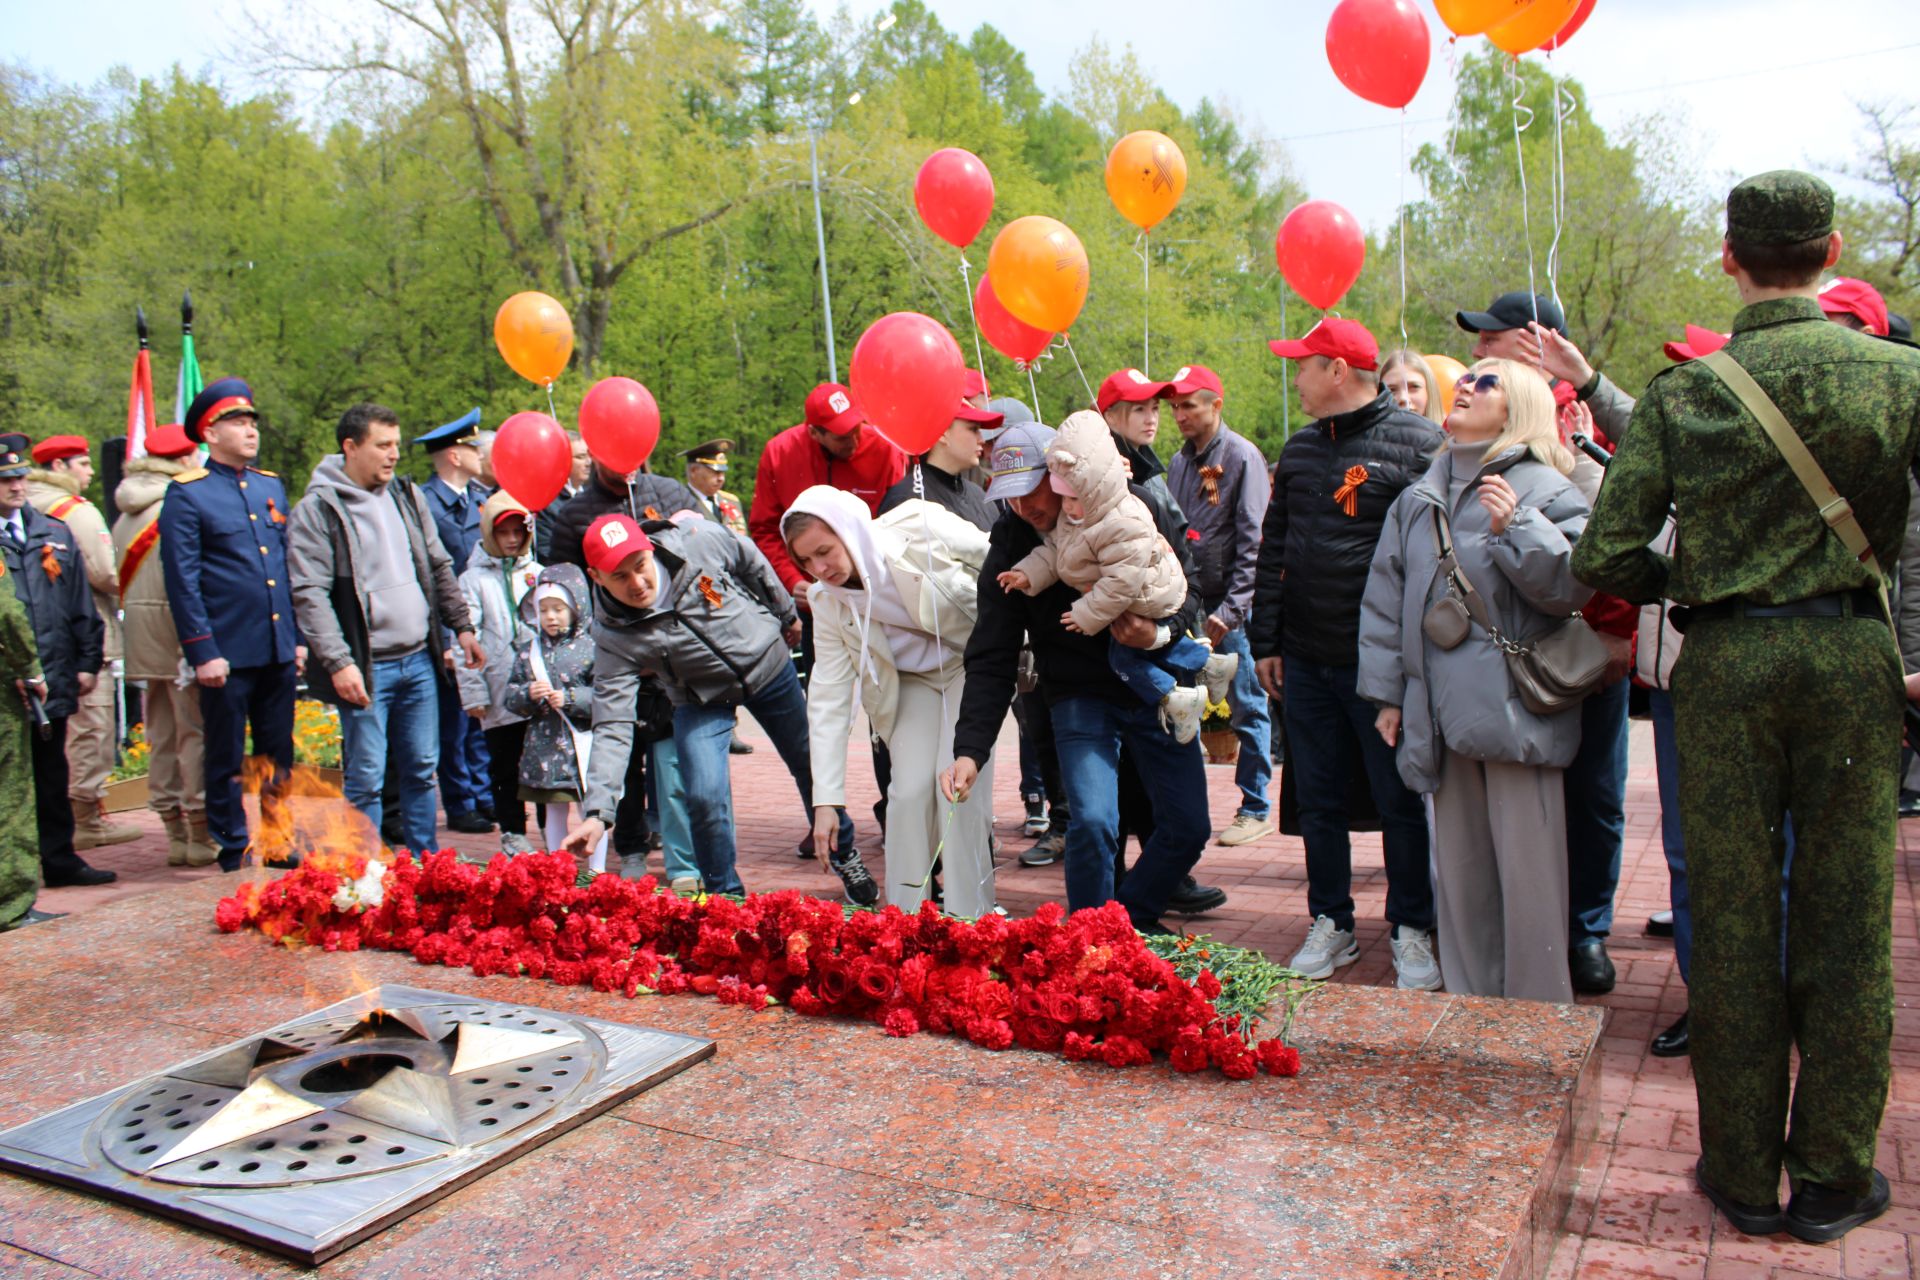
xmin=0 ymin=876 xmax=1603 ymax=1279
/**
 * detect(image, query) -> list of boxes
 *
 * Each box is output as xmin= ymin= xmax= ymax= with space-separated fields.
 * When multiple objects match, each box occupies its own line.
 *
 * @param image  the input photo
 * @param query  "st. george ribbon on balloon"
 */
xmin=986 ymin=216 xmax=1090 ymax=335
xmin=1275 ymin=200 xmax=1366 ymax=311
xmin=492 ymin=411 xmax=573 ymax=511
xmin=848 ymin=312 xmax=967 ymax=456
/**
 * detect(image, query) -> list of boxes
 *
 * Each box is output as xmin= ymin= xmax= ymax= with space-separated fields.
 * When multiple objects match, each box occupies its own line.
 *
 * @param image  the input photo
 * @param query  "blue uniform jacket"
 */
xmin=422 ymin=475 xmax=490 ymax=576
xmin=158 ymin=459 xmax=300 ymax=669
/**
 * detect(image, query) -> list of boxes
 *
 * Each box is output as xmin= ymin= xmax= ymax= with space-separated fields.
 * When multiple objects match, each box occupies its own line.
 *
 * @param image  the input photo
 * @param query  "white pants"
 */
xmin=542 ymin=801 xmax=608 ymax=873
xmin=884 ymin=667 xmax=994 ymax=918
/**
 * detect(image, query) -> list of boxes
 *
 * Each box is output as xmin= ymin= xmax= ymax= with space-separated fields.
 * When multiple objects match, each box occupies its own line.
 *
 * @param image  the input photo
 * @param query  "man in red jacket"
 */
xmin=748 ymin=383 xmax=907 ymax=616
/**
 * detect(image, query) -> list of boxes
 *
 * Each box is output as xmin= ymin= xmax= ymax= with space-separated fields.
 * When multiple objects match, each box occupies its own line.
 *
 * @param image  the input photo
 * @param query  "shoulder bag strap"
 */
xmin=1431 ymin=505 xmax=1510 ymax=648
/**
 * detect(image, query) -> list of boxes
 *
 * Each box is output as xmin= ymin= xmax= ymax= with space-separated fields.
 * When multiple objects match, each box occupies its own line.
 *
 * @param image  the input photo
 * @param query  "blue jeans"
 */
xmin=434 ymin=671 xmax=489 ymax=816
xmin=1651 ymin=688 xmax=1794 ymax=985
xmin=339 ymin=649 xmax=441 ymax=855
xmin=1566 ymin=676 xmax=1630 ymax=942
xmin=1051 ymin=695 xmax=1211 ymax=919
xmin=649 ymin=733 xmax=699 ymax=885
xmin=1217 ymin=625 xmax=1272 ymax=820
xmin=673 ymin=661 xmax=853 ymax=895
xmin=1281 ymin=654 xmax=1433 ymax=933
xmin=1108 ymin=633 xmax=1209 ymax=706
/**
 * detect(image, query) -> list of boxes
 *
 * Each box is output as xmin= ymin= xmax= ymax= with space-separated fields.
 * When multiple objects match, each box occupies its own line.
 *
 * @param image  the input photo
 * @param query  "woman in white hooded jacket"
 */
xmin=782 ymin=485 xmax=994 ymax=917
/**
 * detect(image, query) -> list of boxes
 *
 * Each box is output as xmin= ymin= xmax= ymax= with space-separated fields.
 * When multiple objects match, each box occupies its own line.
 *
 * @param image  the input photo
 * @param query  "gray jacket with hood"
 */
xmin=582 ymin=517 xmax=797 ymax=822
xmin=1356 ymin=445 xmax=1593 ymax=795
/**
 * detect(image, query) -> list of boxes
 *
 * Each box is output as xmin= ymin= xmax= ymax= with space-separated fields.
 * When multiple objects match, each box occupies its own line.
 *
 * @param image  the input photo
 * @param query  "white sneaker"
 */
xmin=1289 ymin=915 xmax=1359 ymax=979
xmin=1200 ymin=651 xmax=1239 ymax=706
xmin=500 ymin=833 xmax=535 ymax=855
xmin=1158 ymin=686 xmax=1207 ymax=743
xmin=1215 ymin=813 xmax=1276 ymax=847
xmin=1390 ymin=926 xmax=1443 ymax=991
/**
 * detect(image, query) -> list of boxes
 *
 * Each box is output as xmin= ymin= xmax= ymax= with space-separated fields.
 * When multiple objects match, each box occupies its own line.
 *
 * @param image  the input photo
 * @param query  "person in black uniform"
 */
xmin=416 ymin=410 xmax=495 ymax=834
xmin=159 ymin=378 xmax=304 ymax=872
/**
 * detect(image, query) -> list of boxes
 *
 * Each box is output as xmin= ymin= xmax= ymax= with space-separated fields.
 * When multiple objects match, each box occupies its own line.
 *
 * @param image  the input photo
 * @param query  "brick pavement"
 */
xmin=28 ymin=715 xmax=1920 ymax=1278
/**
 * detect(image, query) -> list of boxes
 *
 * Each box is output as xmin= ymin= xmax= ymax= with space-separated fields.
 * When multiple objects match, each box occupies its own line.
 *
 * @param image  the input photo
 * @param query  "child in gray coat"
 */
xmin=504 ymin=564 xmax=604 ymax=868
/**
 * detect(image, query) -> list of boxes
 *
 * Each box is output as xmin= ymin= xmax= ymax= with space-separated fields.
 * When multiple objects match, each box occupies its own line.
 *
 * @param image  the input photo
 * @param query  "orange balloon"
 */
xmin=1104 ymin=130 xmax=1188 ymax=233
xmin=1425 ymin=353 xmax=1469 ymax=393
xmin=493 ymin=291 xmax=574 ymax=387
xmin=1434 ymin=0 xmax=1533 ymax=37
xmin=986 ymin=215 xmax=1090 ymax=334
xmin=1487 ymin=0 xmax=1580 ymax=53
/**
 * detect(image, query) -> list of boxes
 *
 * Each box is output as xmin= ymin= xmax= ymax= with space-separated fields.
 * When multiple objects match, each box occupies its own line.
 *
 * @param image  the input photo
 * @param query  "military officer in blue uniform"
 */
xmin=159 ymin=378 xmax=305 ymax=872
xmin=0 ymin=433 xmax=109 ymax=888
xmin=416 ymin=409 xmax=494 ymax=834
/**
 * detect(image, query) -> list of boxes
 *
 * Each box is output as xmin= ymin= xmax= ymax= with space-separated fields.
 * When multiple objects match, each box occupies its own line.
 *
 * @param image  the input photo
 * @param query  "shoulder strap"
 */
xmin=1696 ymin=349 xmax=1883 ymax=579
xmin=1430 ymin=506 xmax=1497 ymax=636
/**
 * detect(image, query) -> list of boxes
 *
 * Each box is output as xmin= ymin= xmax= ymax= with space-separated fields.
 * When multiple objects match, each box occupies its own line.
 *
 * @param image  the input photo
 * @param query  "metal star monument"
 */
xmin=0 ymin=985 xmax=712 ymax=1263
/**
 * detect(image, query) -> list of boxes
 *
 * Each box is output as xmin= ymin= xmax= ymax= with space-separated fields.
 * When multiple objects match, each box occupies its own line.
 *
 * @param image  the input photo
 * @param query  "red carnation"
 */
xmin=1256 ymin=1041 xmax=1301 ymax=1077
xmin=1194 ymin=969 xmax=1222 ymax=1000
xmin=883 ymin=1007 xmax=921 ymax=1038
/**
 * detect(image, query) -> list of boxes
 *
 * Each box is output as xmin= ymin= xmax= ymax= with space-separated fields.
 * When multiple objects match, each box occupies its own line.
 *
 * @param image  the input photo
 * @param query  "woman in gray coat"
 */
xmin=1357 ymin=359 xmax=1593 ymax=1002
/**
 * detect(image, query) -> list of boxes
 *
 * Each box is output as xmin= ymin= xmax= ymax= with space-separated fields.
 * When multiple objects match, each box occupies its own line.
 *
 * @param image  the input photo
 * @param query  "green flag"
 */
xmin=174 ymin=291 xmax=203 ymax=423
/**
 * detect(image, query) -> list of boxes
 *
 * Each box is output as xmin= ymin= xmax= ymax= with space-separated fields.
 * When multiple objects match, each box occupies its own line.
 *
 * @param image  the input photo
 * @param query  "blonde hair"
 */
xmin=1380 ymin=349 xmax=1442 ymax=423
xmin=1470 ymin=358 xmax=1573 ymax=475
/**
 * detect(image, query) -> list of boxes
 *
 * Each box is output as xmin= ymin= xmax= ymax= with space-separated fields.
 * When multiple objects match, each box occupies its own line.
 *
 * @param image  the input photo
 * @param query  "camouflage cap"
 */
xmin=1725 ymin=170 xmax=1834 ymax=245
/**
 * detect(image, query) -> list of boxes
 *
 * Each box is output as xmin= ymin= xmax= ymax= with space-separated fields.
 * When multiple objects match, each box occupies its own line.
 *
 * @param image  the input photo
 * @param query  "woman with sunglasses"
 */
xmin=1356 ymin=359 xmax=1594 ymax=1001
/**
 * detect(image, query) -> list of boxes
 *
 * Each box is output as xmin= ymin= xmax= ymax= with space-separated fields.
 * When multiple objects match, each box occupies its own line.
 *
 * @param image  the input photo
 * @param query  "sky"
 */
xmin=12 ymin=0 xmax=1920 ymax=234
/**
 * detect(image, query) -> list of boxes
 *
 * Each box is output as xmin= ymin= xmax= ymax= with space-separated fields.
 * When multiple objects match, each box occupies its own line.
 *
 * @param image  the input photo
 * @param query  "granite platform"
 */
xmin=0 ymin=875 xmax=1604 ymax=1279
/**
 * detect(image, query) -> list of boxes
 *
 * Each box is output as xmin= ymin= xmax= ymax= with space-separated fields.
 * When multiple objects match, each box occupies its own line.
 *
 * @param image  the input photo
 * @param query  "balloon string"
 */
xmin=1545 ymin=56 xmax=1572 ymax=313
xmin=1509 ymin=58 xmax=1540 ymax=332
xmin=1444 ymin=38 xmax=1472 ymax=194
xmin=1135 ymin=231 xmax=1151 ymax=375
xmin=544 ymin=380 xmax=559 ymax=420
xmin=957 ymin=253 xmax=988 ymax=377
xmin=1278 ymin=281 xmax=1291 ymax=437
xmin=1061 ymin=334 xmax=1097 ymax=407
xmin=1397 ymin=108 xmax=1411 ymax=357
xmin=1026 ymin=363 xmax=1041 ymax=420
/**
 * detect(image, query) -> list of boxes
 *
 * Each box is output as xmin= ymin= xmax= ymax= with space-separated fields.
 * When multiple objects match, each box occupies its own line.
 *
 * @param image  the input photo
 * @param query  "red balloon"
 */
xmin=974 ymin=272 xmax=1052 ymax=365
xmin=848 ymin=312 xmax=966 ymax=455
xmin=1275 ymin=200 xmax=1366 ymax=310
xmin=1325 ymin=0 xmax=1431 ymax=110
xmin=913 ymin=148 xmax=996 ymax=249
xmin=579 ymin=376 xmax=660 ymax=474
xmin=492 ymin=411 xmax=572 ymax=511
xmin=1538 ymin=0 xmax=1596 ymax=50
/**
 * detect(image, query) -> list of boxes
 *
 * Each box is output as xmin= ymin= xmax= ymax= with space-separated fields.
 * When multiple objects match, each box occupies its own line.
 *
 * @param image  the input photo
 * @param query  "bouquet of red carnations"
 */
xmin=217 ymin=851 xmax=1307 ymax=1079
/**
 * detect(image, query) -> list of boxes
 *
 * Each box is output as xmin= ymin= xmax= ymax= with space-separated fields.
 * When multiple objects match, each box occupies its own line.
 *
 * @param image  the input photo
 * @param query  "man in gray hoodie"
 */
xmin=289 ymin=403 xmax=483 ymax=854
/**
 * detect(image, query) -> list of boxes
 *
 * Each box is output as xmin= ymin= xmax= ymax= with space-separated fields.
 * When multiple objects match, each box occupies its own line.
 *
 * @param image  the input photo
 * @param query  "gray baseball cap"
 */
xmin=981 ymin=397 xmax=1035 ymax=442
xmin=984 ymin=420 xmax=1057 ymax=500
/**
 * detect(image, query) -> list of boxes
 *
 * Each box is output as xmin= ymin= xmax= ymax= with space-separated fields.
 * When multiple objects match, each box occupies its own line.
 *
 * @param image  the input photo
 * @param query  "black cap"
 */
xmin=1456 ymin=292 xmax=1565 ymax=335
xmin=1889 ymin=313 xmax=1912 ymax=343
xmin=0 ymin=433 xmax=30 ymax=478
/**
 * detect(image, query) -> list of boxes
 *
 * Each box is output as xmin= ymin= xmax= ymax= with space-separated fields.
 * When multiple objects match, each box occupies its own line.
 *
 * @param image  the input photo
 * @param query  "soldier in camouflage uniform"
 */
xmin=0 ymin=451 xmax=51 ymax=929
xmin=1574 ymin=171 xmax=1920 ymax=1243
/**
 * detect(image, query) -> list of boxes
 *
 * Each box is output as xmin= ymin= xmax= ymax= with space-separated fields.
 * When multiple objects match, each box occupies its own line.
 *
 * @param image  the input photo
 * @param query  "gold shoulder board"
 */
xmin=172 ymin=468 xmax=210 ymax=484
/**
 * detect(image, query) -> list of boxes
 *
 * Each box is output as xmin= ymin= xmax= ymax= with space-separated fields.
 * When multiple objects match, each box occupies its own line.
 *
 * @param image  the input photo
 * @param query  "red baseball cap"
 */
xmin=803 ymin=383 xmax=866 ymax=436
xmin=960 ymin=368 xmax=990 ymax=400
xmin=1267 ymin=317 xmax=1379 ymax=371
xmin=1818 ymin=277 xmax=1890 ymax=337
xmin=145 ymin=423 xmax=196 ymax=458
xmin=582 ymin=514 xmax=654 ymax=573
xmin=1663 ymin=324 xmax=1730 ymax=363
xmin=31 ymin=435 xmax=88 ymax=465
xmin=1095 ymin=368 xmax=1172 ymax=413
xmin=1165 ymin=364 xmax=1224 ymax=397
xmin=955 ymin=400 xmax=1005 ymax=427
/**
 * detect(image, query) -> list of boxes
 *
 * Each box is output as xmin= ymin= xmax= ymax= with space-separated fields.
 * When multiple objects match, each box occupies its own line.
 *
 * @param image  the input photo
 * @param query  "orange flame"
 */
xmin=241 ymin=757 xmax=390 ymax=877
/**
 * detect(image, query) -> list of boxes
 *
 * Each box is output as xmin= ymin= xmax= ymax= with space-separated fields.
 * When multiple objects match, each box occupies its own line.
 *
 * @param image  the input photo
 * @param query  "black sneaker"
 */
xmin=446 ymin=810 xmax=494 ymax=834
xmin=1022 ymin=796 xmax=1048 ymax=836
xmin=1021 ymin=830 xmax=1064 ymax=867
xmin=1165 ymin=876 xmax=1228 ymax=916
xmin=829 ymin=848 xmax=881 ymax=907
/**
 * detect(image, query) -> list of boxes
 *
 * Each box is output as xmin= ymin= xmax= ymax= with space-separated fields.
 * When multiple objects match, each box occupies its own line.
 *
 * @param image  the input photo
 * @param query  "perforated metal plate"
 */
xmin=0 ymin=985 xmax=712 ymax=1263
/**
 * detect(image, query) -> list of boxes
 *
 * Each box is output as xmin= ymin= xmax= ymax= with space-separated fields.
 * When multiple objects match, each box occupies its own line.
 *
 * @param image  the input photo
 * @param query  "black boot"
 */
xmin=1650 ymin=1011 xmax=1688 ymax=1058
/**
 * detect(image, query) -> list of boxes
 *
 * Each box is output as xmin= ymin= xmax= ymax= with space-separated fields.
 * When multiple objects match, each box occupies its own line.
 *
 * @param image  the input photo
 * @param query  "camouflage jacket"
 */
xmin=1573 ymin=296 xmax=1920 ymax=606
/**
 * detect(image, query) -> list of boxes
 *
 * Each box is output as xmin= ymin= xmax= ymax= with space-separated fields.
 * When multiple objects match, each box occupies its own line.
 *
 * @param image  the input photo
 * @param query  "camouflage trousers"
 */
xmin=1672 ymin=613 xmax=1899 ymax=1203
xmin=0 ymin=700 xmax=38 ymax=928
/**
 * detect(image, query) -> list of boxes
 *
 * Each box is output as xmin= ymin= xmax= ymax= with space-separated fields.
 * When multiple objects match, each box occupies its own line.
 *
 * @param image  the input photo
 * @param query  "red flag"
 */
xmin=127 ymin=347 xmax=155 ymax=458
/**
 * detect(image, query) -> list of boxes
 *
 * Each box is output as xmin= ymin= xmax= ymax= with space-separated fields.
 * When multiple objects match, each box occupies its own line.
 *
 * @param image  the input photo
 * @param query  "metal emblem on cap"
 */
xmin=828 ymin=391 xmax=850 ymax=415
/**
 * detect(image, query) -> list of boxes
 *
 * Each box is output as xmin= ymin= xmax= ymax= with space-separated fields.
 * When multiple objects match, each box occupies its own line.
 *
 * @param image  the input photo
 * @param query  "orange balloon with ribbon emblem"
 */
xmin=1104 ymin=130 xmax=1188 ymax=232
xmin=493 ymin=291 xmax=574 ymax=387
xmin=1487 ymin=0 xmax=1580 ymax=54
xmin=1434 ymin=0 xmax=1534 ymax=37
xmin=986 ymin=215 xmax=1090 ymax=334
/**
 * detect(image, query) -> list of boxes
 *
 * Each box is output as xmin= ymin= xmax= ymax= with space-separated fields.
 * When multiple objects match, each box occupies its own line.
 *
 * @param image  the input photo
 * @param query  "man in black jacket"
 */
xmin=942 ymin=422 xmax=1211 ymax=934
xmin=1253 ymin=318 xmax=1443 ymax=988
xmin=0 ymin=433 xmax=111 ymax=887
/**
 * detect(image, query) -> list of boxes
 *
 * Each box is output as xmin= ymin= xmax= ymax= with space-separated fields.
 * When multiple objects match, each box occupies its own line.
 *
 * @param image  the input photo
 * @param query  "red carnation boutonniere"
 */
xmin=40 ymin=544 xmax=61 ymax=582
xmin=1185 ymin=528 xmax=1201 ymax=543
xmin=1198 ymin=463 xmax=1225 ymax=506
xmin=697 ymin=574 xmax=724 ymax=608
xmin=1334 ymin=465 xmax=1369 ymax=518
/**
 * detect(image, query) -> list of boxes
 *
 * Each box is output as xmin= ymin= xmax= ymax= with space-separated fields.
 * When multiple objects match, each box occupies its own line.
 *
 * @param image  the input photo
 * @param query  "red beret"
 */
xmin=145 ymin=423 xmax=196 ymax=458
xmin=31 ymin=435 xmax=89 ymax=465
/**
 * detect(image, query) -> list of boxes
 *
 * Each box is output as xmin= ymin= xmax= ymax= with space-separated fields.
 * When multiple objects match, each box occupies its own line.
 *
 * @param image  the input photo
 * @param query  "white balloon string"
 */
xmin=1061 ymin=334 xmax=1097 ymax=406
xmin=544 ymin=380 xmax=558 ymax=420
xmin=1135 ymin=231 xmax=1151 ymax=375
xmin=1278 ymin=280 xmax=1291 ymax=437
xmin=1026 ymin=362 xmax=1041 ymax=420
xmin=1509 ymin=58 xmax=1540 ymax=330
xmin=1398 ymin=108 xmax=1411 ymax=356
xmin=957 ymin=253 xmax=988 ymax=376
xmin=1444 ymin=38 xmax=1472 ymax=194
xmin=1546 ymin=58 xmax=1573 ymax=313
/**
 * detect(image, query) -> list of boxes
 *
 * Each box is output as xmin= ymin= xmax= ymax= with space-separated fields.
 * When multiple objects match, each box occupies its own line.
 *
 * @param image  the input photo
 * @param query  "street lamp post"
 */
xmin=807 ymin=12 xmax=893 ymax=383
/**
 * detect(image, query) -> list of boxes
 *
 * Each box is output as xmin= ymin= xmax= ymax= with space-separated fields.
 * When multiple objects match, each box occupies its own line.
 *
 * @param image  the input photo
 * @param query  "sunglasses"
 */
xmin=1454 ymin=372 xmax=1502 ymax=394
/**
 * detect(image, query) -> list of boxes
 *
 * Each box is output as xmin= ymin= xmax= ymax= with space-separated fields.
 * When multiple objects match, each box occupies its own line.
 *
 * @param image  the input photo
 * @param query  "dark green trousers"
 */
xmin=1672 ymin=613 xmax=1899 ymax=1204
xmin=0 ymin=704 xmax=37 ymax=928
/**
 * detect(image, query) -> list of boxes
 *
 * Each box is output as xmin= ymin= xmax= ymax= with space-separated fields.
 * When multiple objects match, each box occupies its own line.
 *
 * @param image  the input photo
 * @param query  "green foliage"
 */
xmin=3 ymin=12 xmax=1913 ymax=514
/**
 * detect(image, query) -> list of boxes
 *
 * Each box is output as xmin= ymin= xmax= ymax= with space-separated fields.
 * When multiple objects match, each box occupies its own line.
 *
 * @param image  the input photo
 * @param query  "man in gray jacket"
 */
xmin=289 ymin=403 xmax=483 ymax=855
xmin=563 ymin=514 xmax=867 ymax=900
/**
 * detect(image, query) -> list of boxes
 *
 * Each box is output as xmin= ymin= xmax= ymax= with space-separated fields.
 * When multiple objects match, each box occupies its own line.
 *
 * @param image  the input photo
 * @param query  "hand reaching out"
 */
xmin=997 ymin=569 xmax=1031 ymax=594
